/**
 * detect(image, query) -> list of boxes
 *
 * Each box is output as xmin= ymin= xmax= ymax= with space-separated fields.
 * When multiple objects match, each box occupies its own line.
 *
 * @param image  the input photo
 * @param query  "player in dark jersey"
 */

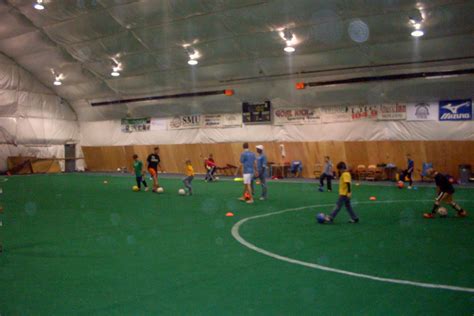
xmin=147 ymin=147 xmax=161 ymax=192
xmin=423 ymin=168 xmax=467 ymax=218
xmin=400 ymin=154 xmax=414 ymax=189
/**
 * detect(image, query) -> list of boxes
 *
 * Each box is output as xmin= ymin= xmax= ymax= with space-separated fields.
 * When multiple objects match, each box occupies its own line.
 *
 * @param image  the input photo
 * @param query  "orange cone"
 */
xmin=369 ymin=196 xmax=376 ymax=201
xmin=226 ymin=212 xmax=234 ymax=217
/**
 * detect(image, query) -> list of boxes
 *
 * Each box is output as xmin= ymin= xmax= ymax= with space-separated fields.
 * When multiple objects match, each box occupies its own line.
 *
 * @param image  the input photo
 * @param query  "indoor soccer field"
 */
xmin=0 ymin=174 xmax=473 ymax=315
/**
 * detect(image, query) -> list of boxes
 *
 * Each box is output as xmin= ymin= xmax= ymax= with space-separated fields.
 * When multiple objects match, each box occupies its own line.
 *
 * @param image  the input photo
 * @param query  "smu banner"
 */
xmin=168 ymin=114 xmax=242 ymax=130
xmin=121 ymin=117 xmax=151 ymax=133
xmin=273 ymin=108 xmax=321 ymax=125
xmin=377 ymin=103 xmax=407 ymax=120
xmin=439 ymin=99 xmax=472 ymax=121
xmin=406 ymin=103 xmax=438 ymax=121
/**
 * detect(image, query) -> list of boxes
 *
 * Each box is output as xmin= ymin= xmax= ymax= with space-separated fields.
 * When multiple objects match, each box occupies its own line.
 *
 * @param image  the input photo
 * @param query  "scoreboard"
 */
xmin=242 ymin=101 xmax=271 ymax=124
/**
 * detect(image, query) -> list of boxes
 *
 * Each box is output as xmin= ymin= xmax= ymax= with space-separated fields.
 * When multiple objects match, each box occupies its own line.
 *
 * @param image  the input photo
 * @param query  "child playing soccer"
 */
xmin=400 ymin=154 xmax=414 ymax=189
xmin=132 ymin=154 xmax=148 ymax=191
xmin=423 ymin=168 xmax=468 ymax=218
xmin=204 ymin=154 xmax=217 ymax=182
xmin=183 ymin=160 xmax=194 ymax=195
xmin=239 ymin=142 xmax=256 ymax=204
xmin=325 ymin=162 xmax=359 ymax=223
xmin=319 ymin=156 xmax=333 ymax=192
xmin=147 ymin=147 xmax=161 ymax=192
xmin=252 ymin=145 xmax=268 ymax=200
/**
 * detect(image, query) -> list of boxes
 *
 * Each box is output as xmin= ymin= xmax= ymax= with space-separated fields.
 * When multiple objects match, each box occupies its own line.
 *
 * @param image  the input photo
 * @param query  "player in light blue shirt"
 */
xmin=239 ymin=142 xmax=256 ymax=204
xmin=252 ymin=145 xmax=268 ymax=200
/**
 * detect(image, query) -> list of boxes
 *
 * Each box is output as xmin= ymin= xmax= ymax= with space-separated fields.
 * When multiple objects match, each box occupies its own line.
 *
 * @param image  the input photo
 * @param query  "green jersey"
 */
xmin=133 ymin=160 xmax=143 ymax=176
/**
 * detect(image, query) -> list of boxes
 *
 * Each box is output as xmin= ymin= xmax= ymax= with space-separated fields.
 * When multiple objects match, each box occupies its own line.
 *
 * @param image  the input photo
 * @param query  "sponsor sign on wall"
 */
xmin=320 ymin=106 xmax=352 ymax=123
xmin=121 ymin=117 xmax=151 ymax=133
xmin=406 ymin=103 xmax=438 ymax=121
xmin=273 ymin=108 xmax=321 ymax=125
xmin=377 ymin=103 xmax=407 ymax=120
xmin=350 ymin=105 xmax=378 ymax=121
xmin=168 ymin=115 xmax=202 ymax=130
xmin=203 ymin=113 xmax=242 ymax=128
xmin=150 ymin=118 xmax=169 ymax=131
xmin=439 ymin=99 xmax=472 ymax=121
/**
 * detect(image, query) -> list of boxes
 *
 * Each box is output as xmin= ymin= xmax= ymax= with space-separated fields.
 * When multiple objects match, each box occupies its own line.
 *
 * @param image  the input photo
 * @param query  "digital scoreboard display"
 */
xmin=242 ymin=101 xmax=271 ymax=124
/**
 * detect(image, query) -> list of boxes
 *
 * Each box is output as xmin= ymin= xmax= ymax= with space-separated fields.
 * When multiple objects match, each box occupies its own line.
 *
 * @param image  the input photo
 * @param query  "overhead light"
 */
xmin=188 ymin=59 xmax=198 ymax=66
xmin=184 ymin=47 xmax=200 ymax=66
xmin=281 ymin=29 xmax=296 ymax=53
xmin=34 ymin=0 xmax=44 ymax=10
xmin=53 ymin=80 xmax=62 ymax=86
xmin=111 ymin=65 xmax=121 ymax=77
xmin=411 ymin=30 xmax=424 ymax=37
xmin=284 ymin=45 xmax=295 ymax=53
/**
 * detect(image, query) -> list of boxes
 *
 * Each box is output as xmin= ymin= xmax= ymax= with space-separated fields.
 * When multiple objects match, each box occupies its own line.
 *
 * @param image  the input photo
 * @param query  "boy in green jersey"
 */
xmin=133 ymin=154 xmax=148 ymax=191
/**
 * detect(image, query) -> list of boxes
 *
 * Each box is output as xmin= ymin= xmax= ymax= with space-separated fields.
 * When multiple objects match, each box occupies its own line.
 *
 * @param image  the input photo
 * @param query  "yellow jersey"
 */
xmin=339 ymin=171 xmax=351 ymax=196
xmin=185 ymin=165 xmax=194 ymax=177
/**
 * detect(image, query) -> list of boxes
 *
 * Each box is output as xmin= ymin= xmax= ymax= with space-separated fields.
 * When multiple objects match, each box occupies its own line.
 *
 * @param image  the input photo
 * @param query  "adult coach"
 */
xmin=239 ymin=142 xmax=256 ymax=204
xmin=147 ymin=147 xmax=162 ymax=192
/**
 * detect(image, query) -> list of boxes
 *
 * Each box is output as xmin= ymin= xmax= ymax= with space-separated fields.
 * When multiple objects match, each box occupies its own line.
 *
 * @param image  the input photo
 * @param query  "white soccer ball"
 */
xmin=437 ymin=207 xmax=448 ymax=217
xmin=157 ymin=187 xmax=164 ymax=193
xmin=178 ymin=188 xmax=186 ymax=195
xmin=117 ymin=167 xmax=121 ymax=172
xmin=215 ymin=176 xmax=219 ymax=181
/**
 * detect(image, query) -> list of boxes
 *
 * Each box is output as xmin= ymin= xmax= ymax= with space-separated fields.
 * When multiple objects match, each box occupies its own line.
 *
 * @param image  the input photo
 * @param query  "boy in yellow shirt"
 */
xmin=183 ymin=160 xmax=194 ymax=195
xmin=325 ymin=162 xmax=359 ymax=223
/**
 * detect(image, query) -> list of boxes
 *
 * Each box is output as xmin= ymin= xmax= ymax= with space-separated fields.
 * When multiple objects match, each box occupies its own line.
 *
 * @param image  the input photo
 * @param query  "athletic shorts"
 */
xmin=243 ymin=173 xmax=252 ymax=184
xmin=436 ymin=191 xmax=453 ymax=203
xmin=148 ymin=168 xmax=157 ymax=177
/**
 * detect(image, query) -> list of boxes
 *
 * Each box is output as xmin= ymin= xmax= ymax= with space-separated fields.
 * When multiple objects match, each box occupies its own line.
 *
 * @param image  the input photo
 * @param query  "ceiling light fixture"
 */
xmin=282 ymin=29 xmax=296 ymax=53
xmin=409 ymin=16 xmax=424 ymax=37
xmin=110 ymin=60 xmax=121 ymax=76
xmin=411 ymin=30 xmax=424 ymax=37
xmin=34 ymin=0 xmax=44 ymax=10
xmin=185 ymin=47 xmax=200 ymax=66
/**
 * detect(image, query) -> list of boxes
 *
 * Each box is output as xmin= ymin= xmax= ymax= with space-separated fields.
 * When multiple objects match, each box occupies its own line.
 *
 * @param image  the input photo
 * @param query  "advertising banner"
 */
xmin=439 ymin=99 xmax=472 ymax=121
xmin=121 ymin=117 xmax=151 ymax=133
xmin=406 ymin=103 xmax=438 ymax=121
xmin=273 ymin=108 xmax=321 ymax=125
xmin=377 ymin=103 xmax=407 ymax=121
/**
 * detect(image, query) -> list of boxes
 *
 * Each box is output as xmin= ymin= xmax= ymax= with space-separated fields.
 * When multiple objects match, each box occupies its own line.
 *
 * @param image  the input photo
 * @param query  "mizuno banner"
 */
xmin=439 ymin=99 xmax=472 ymax=121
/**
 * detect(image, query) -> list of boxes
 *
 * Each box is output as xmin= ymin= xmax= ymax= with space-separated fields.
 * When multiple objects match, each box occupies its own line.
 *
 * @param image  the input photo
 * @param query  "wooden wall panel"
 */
xmin=82 ymin=141 xmax=474 ymax=179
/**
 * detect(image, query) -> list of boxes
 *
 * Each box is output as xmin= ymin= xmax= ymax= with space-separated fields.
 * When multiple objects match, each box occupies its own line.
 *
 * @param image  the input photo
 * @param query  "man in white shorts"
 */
xmin=239 ymin=142 xmax=256 ymax=204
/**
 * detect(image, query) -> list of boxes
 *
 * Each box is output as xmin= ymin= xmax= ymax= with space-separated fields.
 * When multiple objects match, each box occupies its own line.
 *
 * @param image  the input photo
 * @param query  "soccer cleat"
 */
xmin=246 ymin=200 xmax=254 ymax=204
xmin=144 ymin=187 xmax=149 ymax=192
xmin=238 ymin=197 xmax=246 ymax=201
xmin=348 ymin=218 xmax=359 ymax=223
xmin=259 ymin=197 xmax=266 ymax=201
xmin=324 ymin=215 xmax=333 ymax=223
xmin=318 ymin=187 xmax=324 ymax=192
xmin=456 ymin=210 xmax=467 ymax=217
xmin=327 ymin=189 xmax=332 ymax=192
xmin=423 ymin=213 xmax=435 ymax=219
xmin=407 ymin=186 xmax=412 ymax=190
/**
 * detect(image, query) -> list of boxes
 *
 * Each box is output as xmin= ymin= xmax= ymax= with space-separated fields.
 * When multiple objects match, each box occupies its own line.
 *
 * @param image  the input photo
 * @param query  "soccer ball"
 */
xmin=316 ymin=213 xmax=326 ymax=224
xmin=178 ymin=188 xmax=186 ymax=195
xmin=157 ymin=187 xmax=164 ymax=193
xmin=132 ymin=185 xmax=139 ymax=192
xmin=215 ymin=176 xmax=219 ymax=181
xmin=117 ymin=167 xmax=121 ymax=172
xmin=437 ymin=207 xmax=448 ymax=217
xmin=397 ymin=181 xmax=404 ymax=189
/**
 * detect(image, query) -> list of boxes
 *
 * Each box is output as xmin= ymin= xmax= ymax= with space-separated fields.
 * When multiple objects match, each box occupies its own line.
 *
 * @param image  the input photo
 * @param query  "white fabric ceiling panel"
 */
xmin=193 ymin=38 xmax=249 ymax=65
xmin=12 ymin=0 xmax=103 ymax=27
xmin=43 ymin=10 xmax=123 ymax=45
xmin=105 ymin=71 xmax=186 ymax=95
xmin=0 ymin=10 xmax=36 ymax=40
xmin=0 ymin=64 xmax=20 ymax=90
xmin=57 ymin=81 xmax=116 ymax=101
xmin=0 ymin=89 xmax=17 ymax=116
xmin=15 ymin=117 xmax=79 ymax=144
xmin=0 ymin=30 xmax=56 ymax=58
xmin=16 ymin=91 xmax=77 ymax=120
xmin=67 ymin=31 xmax=146 ymax=63
xmin=133 ymin=14 xmax=234 ymax=51
xmin=86 ymin=52 xmax=158 ymax=77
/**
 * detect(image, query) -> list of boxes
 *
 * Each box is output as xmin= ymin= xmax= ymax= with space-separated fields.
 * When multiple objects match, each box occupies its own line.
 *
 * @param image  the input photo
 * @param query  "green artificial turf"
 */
xmin=0 ymin=174 xmax=472 ymax=315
